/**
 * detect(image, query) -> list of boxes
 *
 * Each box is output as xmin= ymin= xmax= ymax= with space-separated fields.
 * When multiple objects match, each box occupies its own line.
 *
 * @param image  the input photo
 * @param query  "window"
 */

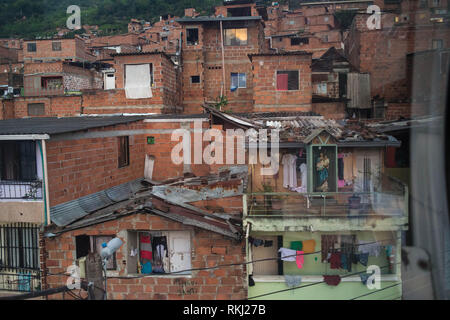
xmin=322 ymin=35 xmax=329 ymax=42
xmin=186 ymin=28 xmax=199 ymax=46
xmin=52 ymin=41 xmax=61 ymax=51
xmin=227 ymin=6 xmax=251 ymax=17
xmin=161 ymin=36 xmax=168 ymax=41
xmin=75 ymin=235 xmax=117 ymax=270
xmin=41 ymin=77 xmax=63 ymax=90
xmin=316 ymin=83 xmax=327 ymax=94
xmin=324 ymin=16 xmax=329 ymax=22
xmin=0 ymin=224 xmax=40 ymax=270
xmin=118 ymin=136 xmax=129 ymax=168
xmin=276 ymin=71 xmax=299 ymax=91
xmin=27 ymin=43 xmax=36 ymax=52
xmin=124 ymin=64 xmax=153 ymax=99
xmin=127 ymin=231 xmax=191 ymax=275
xmin=27 ymin=103 xmax=45 ymax=116
xmin=432 ymin=0 xmax=441 ymax=6
xmin=0 ymin=141 xmax=37 ymax=181
xmin=224 ymin=28 xmax=248 ymax=46
xmin=432 ymin=39 xmax=443 ymax=49
xmin=190 ymin=75 xmax=200 ymax=84
xmin=231 ymin=73 xmax=246 ymax=90
xmin=291 ymin=37 xmax=309 ymax=46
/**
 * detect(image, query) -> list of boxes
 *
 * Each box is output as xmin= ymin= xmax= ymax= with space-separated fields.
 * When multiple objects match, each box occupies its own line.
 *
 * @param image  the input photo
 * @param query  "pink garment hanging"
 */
xmin=296 ymin=251 xmax=304 ymax=269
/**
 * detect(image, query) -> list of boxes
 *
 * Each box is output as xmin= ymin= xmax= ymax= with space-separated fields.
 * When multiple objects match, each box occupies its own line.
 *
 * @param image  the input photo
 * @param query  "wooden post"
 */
xmin=85 ymin=252 xmax=104 ymax=300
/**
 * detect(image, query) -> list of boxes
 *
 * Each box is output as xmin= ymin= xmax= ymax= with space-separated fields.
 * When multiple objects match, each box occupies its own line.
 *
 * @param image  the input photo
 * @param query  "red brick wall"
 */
xmin=312 ymin=101 xmax=347 ymax=119
xmin=23 ymin=37 xmax=94 ymax=62
xmin=0 ymin=46 xmax=19 ymax=64
xmin=44 ymin=213 xmax=247 ymax=300
xmin=13 ymin=96 xmax=83 ymax=118
xmin=144 ymin=119 xmax=212 ymax=181
xmin=345 ymin=13 xmax=450 ymax=107
xmin=111 ymin=53 xmax=181 ymax=111
xmin=251 ymin=53 xmax=313 ymax=112
xmin=46 ymin=121 xmax=146 ymax=206
xmin=0 ymin=99 xmax=15 ymax=119
xmin=181 ymin=21 xmax=264 ymax=114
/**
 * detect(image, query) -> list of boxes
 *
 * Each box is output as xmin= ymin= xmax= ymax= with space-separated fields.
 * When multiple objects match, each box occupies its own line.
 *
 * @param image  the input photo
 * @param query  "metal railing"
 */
xmin=0 ymin=270 xmax=41 ymax=292
xmin=246 ymin=176 xmax=408 ymax=218
xmin=0 ymin=181 xmax=43 ymax=200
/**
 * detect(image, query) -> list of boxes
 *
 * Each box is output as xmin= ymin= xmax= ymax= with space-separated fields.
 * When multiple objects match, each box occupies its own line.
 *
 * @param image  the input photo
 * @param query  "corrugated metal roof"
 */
xmin=0 ymin=116 xmax=146 ymax=136
xmin=50 ymin=178 xmax=144 ymax=227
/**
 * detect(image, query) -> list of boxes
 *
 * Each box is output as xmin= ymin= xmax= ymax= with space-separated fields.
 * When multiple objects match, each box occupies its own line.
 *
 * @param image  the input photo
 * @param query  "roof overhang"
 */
xmin=0 ymin=134 xmax=50 ymax=140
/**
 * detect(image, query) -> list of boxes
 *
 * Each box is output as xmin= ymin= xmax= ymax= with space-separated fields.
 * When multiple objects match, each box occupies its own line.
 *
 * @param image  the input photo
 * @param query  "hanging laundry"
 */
xmin=358 ymin=240 xmax=381 ymax=256
xmin=139 ymin=233 xmax=152 ymax=263
xmin=285 ymin=275 xmax=302 ymax=288
xmin=253 ymin=239 xmax=264 ymax=247
xmin=360 ymin=273 xmax=370 ymax=285
xmin=321 ymin=235 xmax=338 ymax=262
xmin=279 ymin=248 xmax=297 ymax=262
xmin=341 ymin=253 xmax=349 ymax=270
xmin=341 ymin=235 xmax=356 ymax=272
xmin=302 ymin=239 xmax=316 ymax=253
xmin=296 ymin=251 xmax=304 ymax=269
xmin=358 ymin=253 xmax=369 ymax=266
xmin=141 ymin=261 xmax=152 ymax=274
xmin=386 ymin=245 xmax=395 ymax=273
xmin=290 ymin=241 xmax=303 ymax=251
xmin=352 ymin=253 xmax=359 ymax=265
xmin=323 ymin=275 xmax=341 ymax=286
xmin=330 ymin=252 xmax=341 ymax=269
xmin=282 ymin=154 xmax=297 ymax=189
xmin=249 ymin=275 xmax=255 ymax=287
xmin=152 ymin=236 xmax=167 ymax=273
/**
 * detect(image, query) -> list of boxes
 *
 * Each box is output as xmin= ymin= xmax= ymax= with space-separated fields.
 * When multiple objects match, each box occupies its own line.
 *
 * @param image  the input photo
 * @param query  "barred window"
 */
xmin=0 ymin=223 xmax=40 ymax=271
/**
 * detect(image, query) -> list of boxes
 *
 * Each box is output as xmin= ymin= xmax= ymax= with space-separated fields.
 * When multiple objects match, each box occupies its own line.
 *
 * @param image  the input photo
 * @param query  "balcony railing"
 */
xmin=245 ymin=175 xmax=407 ymax=218
xmin=0 ymin=181 xmax=43 ymax=200
xmin=0 ymin=270 xmax=41 ymax=292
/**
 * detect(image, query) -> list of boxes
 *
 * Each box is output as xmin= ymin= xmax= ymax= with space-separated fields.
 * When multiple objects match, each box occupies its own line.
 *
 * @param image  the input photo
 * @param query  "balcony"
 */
xmin=0 ymin=181 xmax=43 ymax=200
xmin=244 ymin=175 xmax=408 ymax=232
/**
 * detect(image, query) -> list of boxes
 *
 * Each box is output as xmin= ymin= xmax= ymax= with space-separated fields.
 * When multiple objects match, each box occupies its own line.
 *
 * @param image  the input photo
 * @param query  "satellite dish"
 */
xmin=100 ymin=237 xmax=123 ymax=260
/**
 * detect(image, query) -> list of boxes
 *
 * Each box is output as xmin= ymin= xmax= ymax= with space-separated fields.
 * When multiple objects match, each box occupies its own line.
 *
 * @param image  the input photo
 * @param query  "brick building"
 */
xmin=176 ymin=15 xmax=266 ymax=113
xmin=140 ymin=16 xmax=183 ymax=56
xmin=265 ymin=3 xmax=343 ymax=58
xmin=249 ymin=52 xmax=313 ymax=112
xmin=344 ymin=1 xmax=450 ymax=119
xmin=22 ymin=36 xmax=95 ymax=63
xmin=0 ymin=114 xmax=248 ymax=299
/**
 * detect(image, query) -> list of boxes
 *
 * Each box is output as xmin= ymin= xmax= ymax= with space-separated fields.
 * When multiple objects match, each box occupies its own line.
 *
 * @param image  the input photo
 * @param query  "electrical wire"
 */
xmin=104 ymin=236 xmax=401 ymax=279
xmin=247 ymin=262 xmax=402 ymax=300
xmin=350 ymin=283 xmax=401 ymax=300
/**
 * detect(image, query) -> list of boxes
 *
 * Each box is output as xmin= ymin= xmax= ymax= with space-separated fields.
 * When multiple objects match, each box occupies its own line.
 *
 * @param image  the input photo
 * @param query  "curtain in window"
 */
xmin=125 ymin=64 xmax=152 ymax=99
xmin=277 ymin=73 xmax=288 ymax=90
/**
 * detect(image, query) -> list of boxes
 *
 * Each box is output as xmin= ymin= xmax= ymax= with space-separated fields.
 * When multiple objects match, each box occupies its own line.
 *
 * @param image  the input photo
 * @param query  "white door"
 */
xmin=104 ymin=72 xmax=115 ymax=90
xmin=169 ymin=231 xmax=191 ymax=274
